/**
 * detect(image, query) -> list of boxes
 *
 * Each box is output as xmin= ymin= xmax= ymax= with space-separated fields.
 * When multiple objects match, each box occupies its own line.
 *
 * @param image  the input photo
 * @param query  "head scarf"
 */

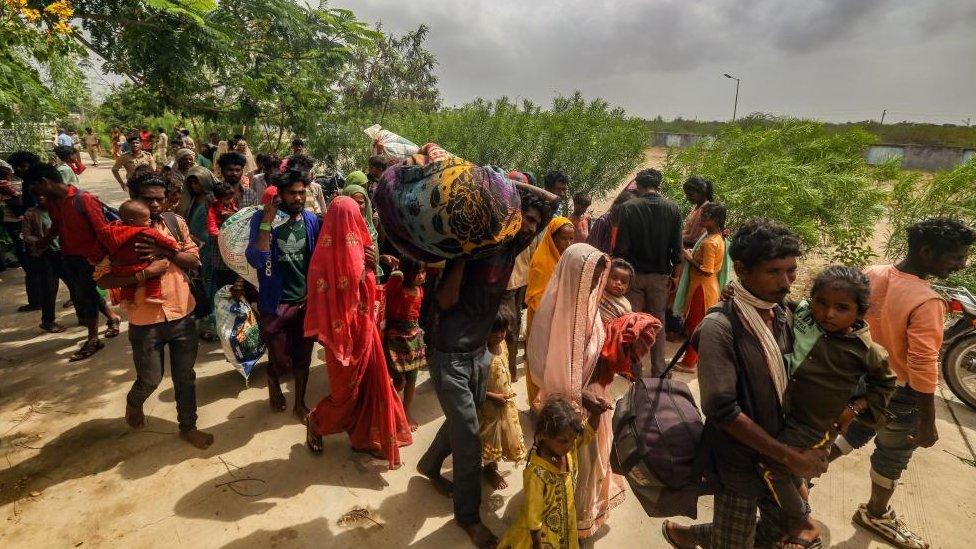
xmin=213 ymin=140 xmax=228 ymax=168
xmin=236 ymin=140 xmax=258 ymax=174
xmin=175 ymin=148 xmax=195 ymax=165
xmin=524 ymin=216 xmax=573 ymax=312
xmin=185 ymin=165 xmax=216 ymax=193
xmin=180 ymin=165 xmax=216 ymax=218
xmin=341 ymin=183 xmax=378 ymax=244
xmin=527 ymin=243 xmax=609 ymax=406
xmin=304 ymin=196 xmax=376 ymax=366
xmin=345 ymin=170 xmax=368 ymax=188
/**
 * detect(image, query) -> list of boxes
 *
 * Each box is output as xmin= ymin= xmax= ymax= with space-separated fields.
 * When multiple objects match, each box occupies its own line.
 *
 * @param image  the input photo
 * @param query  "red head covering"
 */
xmin=304 ymin=196 xmax=376 ymax=366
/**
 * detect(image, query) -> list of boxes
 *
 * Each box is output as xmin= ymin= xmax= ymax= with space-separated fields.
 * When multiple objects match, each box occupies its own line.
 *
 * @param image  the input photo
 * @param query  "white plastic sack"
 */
xmin=364 ymin=124 xmax=420 ymax=160
xmin=217 ymin=206 xmax=288 ymax=286
xmin=214 ymin=285 xmax=265 ymax=382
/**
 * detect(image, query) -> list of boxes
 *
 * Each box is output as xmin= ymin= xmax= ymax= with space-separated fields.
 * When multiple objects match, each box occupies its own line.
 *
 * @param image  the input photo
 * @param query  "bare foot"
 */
xmin=125 ymin=403 xmax=145 ymax=429
xmin=293 ymin=404 xmax=310 ymax=424
xmin=180 ymin=429 xmax=214 ymax=449
xmin=662 ymin=520 xmax=697 ymax=549
xmin=408 ymin=416 xmax=419 ymax=432
xmin=417 ymin=464 xmax=454 ymax=497
xmin=457 ymin=521 xmax=498 ymax=549
xmin=483 ymin=464 xmax=508 ymax=490
xmin=268 ymin=381 xmax=286 ymax=412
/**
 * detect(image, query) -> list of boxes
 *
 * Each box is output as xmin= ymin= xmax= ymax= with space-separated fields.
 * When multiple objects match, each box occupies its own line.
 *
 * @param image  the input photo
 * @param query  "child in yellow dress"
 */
xmin=480 ymin=314 xmax=527 ymax=490
xmin=499 ymin=395 xmax=610 ymax=549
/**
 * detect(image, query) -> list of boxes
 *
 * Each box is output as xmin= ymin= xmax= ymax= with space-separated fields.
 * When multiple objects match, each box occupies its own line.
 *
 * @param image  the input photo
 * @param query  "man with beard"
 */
xmin=664 ymin=219 xmax=828 ymax=548
xmin=246 ymin=169 xmax=321 ymax=420
xmin=217 ymin=151 xmax=258 ymax=208
xmin=417 ymin=185 xmax=554 ymax=549
xmin=94 ymin=173 xmax=213 ymax=449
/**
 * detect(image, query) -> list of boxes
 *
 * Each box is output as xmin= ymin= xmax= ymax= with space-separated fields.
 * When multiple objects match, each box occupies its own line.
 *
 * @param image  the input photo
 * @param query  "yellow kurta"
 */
xmin=479 ymin=342 xmax=526 ymax=462
xmin=499 ymin=425 xmax=595 ymax=549
xmin=685 ymin=233 xmax=725 ymax=313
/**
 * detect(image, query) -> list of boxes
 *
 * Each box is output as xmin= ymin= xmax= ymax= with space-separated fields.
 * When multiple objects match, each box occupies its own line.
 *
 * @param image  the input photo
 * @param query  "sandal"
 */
xmin=69 ymin=339 xmax=104 ymax=362
xmin=661 ymin=520 xmax=692 ymax=549
xmin=104 ymin=318 xmax=121 ymax=338
xmin=780 ymin=536 xmax=823 ymax=549
xmin=40 ymin=322 xmax=67 ymax=333
xmin=305 ymin=413 xmax=323 ymax=454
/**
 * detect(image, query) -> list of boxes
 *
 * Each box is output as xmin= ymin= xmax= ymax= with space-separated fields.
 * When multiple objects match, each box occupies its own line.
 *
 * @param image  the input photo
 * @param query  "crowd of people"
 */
xmin=0 ymin=127 xmax=973 ymax=549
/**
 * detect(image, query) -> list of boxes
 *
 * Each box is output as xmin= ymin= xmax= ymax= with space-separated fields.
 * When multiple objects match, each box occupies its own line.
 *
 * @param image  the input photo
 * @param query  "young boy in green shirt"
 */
xmin=765 ymin=266 xmax=897 ymax=549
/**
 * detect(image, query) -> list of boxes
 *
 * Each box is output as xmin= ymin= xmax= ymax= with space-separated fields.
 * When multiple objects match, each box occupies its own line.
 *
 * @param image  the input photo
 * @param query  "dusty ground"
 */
xmin=1 ymin=154 xmax=975 ymax=548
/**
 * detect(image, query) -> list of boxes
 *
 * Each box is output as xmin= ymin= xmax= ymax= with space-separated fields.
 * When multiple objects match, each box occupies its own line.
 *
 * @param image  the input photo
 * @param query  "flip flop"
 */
xmin=661 ymin=520 xmax=688 ymax=549
xmin=780 ymin=536 xmax=824 ymax=549
xmin=69 ymin=339 xmax=104 ymax=362
xmin=305 ymin=414 xmax=323 ymax=454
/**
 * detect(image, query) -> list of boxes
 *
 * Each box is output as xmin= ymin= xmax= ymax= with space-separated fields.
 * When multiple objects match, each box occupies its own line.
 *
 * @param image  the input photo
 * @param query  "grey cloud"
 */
xmin=327 ymin=0 xmax=975 ymax=122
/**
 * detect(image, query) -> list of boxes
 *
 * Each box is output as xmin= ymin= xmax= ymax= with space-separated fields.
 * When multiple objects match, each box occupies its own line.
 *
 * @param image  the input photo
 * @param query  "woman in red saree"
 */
xmin=304 ymin=196 xmax=412 ymax=469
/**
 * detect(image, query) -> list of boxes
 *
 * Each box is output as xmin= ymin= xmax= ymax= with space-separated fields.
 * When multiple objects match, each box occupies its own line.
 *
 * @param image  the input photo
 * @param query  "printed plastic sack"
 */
xmin=364 ymin=124 xmax=420 ymax=160
xmin=373 ymin=157 xmax=523 ymax=262
xmin=217 ymin=206 xmax=288 ymax=285
xmin=214 ymin=285 xmax=265 ymax=382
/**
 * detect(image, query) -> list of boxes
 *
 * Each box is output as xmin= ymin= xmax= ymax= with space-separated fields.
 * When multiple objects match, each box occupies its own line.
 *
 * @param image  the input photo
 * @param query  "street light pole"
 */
xmin=723 ymin=73 xmax=740 ymax=122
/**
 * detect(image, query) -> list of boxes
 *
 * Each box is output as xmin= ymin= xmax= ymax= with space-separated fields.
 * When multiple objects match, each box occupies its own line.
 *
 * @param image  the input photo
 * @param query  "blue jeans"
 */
xmin=842 ymin=385 xmax=920 ymax=487
xmin=127 ymin=315 xmax=200 ymax=432
xmin=417 ymin=347 xmax=490 ymax=525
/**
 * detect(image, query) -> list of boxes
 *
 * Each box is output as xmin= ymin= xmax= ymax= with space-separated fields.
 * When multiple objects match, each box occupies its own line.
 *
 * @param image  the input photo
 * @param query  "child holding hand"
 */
xmin=499 ymin=394 xmax=612 ymax=549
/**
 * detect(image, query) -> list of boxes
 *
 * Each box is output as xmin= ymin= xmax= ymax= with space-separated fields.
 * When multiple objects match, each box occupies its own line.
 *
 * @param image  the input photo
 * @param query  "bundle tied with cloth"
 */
xmin=372 ymin=137 xmax=524 ymax=263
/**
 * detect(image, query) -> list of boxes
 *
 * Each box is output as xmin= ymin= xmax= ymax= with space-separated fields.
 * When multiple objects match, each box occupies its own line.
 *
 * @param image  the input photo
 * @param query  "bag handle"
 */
xmin=660 ymin=338 xmax=692 ymax=379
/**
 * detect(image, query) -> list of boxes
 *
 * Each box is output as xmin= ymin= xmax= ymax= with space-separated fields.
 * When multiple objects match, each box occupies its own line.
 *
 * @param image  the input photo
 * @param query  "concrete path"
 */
xmin=1 ymin=159 xmax=974 ymax=548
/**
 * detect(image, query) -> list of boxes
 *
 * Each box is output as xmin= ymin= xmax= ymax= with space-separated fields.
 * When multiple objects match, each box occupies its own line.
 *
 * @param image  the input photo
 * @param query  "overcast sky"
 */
xmin=329 ymin=0 xmax=976 ymax=124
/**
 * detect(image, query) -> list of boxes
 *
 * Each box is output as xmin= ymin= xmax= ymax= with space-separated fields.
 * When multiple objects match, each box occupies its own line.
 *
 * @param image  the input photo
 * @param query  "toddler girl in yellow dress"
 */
xmin=479 ymin=314 xmax=527 ymax=490
xmin=499 ymin=395 xmax=610 ymax=549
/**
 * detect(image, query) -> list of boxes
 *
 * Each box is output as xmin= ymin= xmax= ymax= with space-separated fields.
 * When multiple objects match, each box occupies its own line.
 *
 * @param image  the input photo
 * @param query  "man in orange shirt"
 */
xmin=95 ymin=173 xmax=214 ymax=450
xmin=834 ymin=218 xmax=974 ymax=549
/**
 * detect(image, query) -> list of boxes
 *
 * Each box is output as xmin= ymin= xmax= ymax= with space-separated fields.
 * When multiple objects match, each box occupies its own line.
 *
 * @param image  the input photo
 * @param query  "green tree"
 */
xmin=360 ymin=93 xmax=649 ymax=200
xmin=0 ymin=0 xmax=81 ymax=124
xmin=662 ymin=118 xmax=889 ymax=265
xmin=886 ymin=158 xmax=976 ymax=290
xmin=340 ymin=24 xmax=441 ymax=115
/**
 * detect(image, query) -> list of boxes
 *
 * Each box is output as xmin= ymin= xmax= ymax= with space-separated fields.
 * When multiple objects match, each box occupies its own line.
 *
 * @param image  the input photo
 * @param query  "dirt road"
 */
xmin=1 ymin=158 xmax=974 ymax=548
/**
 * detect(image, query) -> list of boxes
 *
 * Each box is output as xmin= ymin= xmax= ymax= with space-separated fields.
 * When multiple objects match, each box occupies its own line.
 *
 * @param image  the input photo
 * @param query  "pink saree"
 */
xmin=526 ymin=243 xmax=627 ymax=538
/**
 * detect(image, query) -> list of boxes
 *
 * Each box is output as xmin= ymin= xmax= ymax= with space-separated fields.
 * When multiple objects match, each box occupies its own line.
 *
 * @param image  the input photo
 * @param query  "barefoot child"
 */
xmin=499 ymin=395 xmax=610 ymax=549
xmin=599 ymin=258 xmax=634 ymax=324
xmin=97 ymin=200 xmax=180 ymax=304
xmin=479 ymin=314 xmax=526 ymax=490
xmin=763 ymin=266 xmax=896 ymax=549
xmin=383 ymin=257 xmax=427 ymax=430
